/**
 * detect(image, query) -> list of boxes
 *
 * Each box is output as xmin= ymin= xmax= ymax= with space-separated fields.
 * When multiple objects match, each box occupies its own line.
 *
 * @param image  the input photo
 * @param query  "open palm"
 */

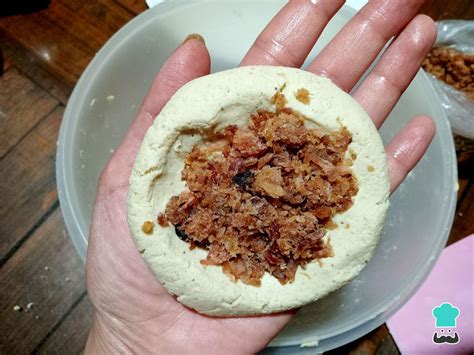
xmin=85 ymin=0 xmax=436 ymax=353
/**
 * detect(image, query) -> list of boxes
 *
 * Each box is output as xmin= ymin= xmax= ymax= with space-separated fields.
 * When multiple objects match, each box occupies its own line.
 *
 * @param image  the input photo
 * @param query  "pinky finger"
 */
xmin=386 ymin=115 xmax=436 ymax=192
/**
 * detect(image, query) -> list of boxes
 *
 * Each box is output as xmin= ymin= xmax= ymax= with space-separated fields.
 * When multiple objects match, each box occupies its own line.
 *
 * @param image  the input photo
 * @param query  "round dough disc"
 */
xmin=128 ymin=66 xmax=390 ymax=316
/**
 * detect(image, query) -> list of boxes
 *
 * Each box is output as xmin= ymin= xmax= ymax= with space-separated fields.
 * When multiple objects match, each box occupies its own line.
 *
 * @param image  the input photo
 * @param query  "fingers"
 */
xmin=353 ymin=15 xmax=436 ymax=128
xmin=386 ymin=115 xmax=436 ymax=192
xmin=240 ymin=0 xmax=344 ymax=67
xmin=307 ymin=0 xmax=424 ymax=91
xmin=104 ymin=37 xmax=211 ymax=186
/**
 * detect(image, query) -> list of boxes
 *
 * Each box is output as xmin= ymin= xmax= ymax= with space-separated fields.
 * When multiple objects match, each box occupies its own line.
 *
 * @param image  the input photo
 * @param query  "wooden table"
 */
xmin=1 ymin=1 xmax=473 ymax=353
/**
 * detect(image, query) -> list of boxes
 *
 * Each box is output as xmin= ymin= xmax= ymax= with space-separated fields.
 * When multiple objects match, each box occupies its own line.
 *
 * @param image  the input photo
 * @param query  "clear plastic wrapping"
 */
xmin=424 ymin=20 xmax=474 ymax=138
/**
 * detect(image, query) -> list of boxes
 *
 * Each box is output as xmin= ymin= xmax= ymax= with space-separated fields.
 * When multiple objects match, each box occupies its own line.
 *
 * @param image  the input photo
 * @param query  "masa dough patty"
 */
xmin=127 ymin=66 xmax=390 ymax=316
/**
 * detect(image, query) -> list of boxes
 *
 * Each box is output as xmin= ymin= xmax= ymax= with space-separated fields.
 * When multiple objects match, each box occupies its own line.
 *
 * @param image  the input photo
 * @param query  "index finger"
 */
xmin=240 ymin=0 xmax=344 ymax=67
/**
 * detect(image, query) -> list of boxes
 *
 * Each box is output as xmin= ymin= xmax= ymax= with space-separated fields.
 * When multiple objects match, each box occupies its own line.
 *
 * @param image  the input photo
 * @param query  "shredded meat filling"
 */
xmin=161 ymin=109 xmax=358 ymax=286
xmin=422 ymin=47 xmax=474 ymax=100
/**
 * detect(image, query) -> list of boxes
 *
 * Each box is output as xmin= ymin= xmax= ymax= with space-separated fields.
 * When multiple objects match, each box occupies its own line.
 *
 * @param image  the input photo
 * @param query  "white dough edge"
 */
xmin=127 ymin=66 xmax=390 ymax=316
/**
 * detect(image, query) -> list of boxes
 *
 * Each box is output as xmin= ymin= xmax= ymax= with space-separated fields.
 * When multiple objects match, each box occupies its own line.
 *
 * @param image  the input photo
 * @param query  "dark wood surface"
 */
xmin=1 ymin=1 xmax=473 ymax=354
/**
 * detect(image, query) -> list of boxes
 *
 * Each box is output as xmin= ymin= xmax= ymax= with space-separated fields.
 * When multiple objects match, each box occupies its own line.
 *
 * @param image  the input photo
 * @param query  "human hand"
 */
xmin=85 ymin=0 xmax=436 ymax=353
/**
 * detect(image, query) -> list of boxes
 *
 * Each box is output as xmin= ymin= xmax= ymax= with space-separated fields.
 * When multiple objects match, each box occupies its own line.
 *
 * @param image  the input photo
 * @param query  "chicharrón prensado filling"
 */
xmin=158 ymin=108 xmax=358 ymax=286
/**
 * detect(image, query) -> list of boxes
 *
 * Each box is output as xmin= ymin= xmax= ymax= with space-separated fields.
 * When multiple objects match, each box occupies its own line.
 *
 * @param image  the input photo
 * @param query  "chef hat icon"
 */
xmin=432 ymin=303 xmax=460 ymax=328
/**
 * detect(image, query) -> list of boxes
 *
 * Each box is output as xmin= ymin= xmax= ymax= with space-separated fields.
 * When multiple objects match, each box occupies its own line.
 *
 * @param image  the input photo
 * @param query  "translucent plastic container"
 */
xmin=56 ymin=0 xmax=457 ymax=352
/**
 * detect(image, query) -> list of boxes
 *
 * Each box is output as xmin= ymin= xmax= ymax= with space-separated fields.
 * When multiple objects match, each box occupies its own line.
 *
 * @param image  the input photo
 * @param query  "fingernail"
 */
xmin=182 ymin=33 xmax=205 ymax=45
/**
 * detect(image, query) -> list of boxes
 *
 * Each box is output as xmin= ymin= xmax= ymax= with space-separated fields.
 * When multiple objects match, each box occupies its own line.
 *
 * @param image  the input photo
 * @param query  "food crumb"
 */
xmin=345 ymin=223 xmax=350 ymax=229
xmin=65 ymin=277 xmax=71 ymax=282
xmin=300 ymin=339 xmax=319 ymax=348
xmin=326 ymin=221 xmax=338 ymax=230
xmin=295 ymin=88 xmax=311 ymax=104
xmin=106 ymin=95 xmax=115 ymax=102
xmin=367 ymin=165 xmax=375 ymax=172
xmin=13 ymin=305 xmax=23 ymax=312
xmin=44 ymin=266 xmax=50 ymax=271
xmin=141 ymin=221 xmax=154 ymax=234
xmin=271 ymin=83 xmax=287 ymax=110
xmin=272 ymin=92 xmax=287 ymax=110
xmin=157 ymin=213 xmax=168 ymax=227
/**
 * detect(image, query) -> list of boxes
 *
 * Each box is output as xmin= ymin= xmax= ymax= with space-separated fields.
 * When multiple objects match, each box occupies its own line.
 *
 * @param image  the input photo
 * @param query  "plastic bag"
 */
xmin=424 ymin=20 xmax=474 ymax=139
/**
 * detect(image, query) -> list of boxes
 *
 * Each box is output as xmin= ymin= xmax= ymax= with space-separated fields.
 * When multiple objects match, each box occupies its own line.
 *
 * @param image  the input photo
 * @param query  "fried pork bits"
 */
xmin=160 ymin=109 xmax=358 ymax=286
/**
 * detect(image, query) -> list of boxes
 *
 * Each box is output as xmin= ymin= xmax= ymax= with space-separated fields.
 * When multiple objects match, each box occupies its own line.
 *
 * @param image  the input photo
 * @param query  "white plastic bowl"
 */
xmin=56 ymin=0 xmax=457 ymax=352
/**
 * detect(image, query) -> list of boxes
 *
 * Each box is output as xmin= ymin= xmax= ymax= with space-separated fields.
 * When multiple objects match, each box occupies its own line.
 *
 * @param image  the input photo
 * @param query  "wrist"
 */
xmin=85 ymin=313 xmax=131 ymax=354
